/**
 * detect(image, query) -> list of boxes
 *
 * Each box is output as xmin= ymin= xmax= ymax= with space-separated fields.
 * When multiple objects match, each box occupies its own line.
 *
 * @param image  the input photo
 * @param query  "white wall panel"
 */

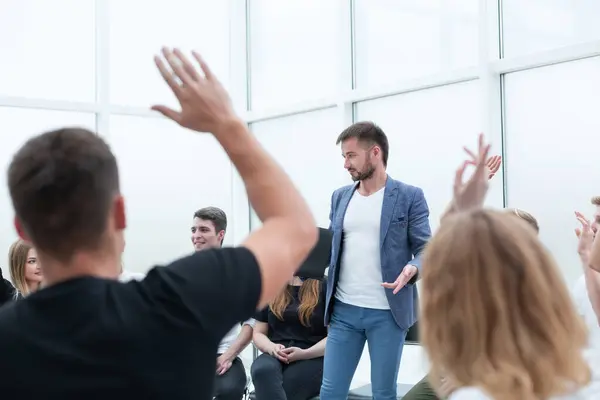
xmin=504 ymin=56 xmax=600 ymax=285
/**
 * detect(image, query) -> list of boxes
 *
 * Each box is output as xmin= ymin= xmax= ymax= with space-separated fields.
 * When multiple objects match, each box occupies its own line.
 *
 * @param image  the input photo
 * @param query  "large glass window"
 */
xmin=109 ymin=0 xmax=231 ymax=108
xmin=502 ymin=0 xmax=600 ymax=57
xmin=248 ymin=0 xmax=343 ymax=110
xmin=0 ymin=0 xmax=96 ymax=101
xmin=504 ymin=56 xmax=600 ymax=284
xmin=354 ymin=0 xmax=479 ymax=89
xmin=107 ymin=116 xmax=234 ymax=270
xmin=0 ymin=108 xmax=96 ymax=262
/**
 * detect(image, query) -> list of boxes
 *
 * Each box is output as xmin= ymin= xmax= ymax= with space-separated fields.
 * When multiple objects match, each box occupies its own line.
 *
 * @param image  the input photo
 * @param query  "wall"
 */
xmin=2 ymin=0 xmax=600 ymax=389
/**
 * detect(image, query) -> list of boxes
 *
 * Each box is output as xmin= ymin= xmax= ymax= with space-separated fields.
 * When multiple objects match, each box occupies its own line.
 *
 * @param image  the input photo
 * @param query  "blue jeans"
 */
xmin=319 ymin=301 xmax=407 ymax=400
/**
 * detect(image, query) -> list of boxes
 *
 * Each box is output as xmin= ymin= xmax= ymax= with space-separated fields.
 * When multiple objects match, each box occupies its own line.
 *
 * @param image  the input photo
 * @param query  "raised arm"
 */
xmin=153 ymin=48 xmax=317 ymax=311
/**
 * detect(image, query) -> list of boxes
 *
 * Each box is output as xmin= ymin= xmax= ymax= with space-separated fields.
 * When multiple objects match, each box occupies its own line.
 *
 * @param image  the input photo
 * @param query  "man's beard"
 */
xmin=351 ymin=163 xmax=376 ymax=182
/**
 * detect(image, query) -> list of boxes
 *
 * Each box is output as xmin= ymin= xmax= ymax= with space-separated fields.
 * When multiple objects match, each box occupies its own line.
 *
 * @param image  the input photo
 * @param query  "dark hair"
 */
xmin=336 ymin=121 xmax=389 ymax=167
xmin=8 ymin=127 xmax=120 ymax=262
xmin=591 ymin=196 xmax=600 ymax=207
xmin=193 ymin=207 xmax=227 ymax=235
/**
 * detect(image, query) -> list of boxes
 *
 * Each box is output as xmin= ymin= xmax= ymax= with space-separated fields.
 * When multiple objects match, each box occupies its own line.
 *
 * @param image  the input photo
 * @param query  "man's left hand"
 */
xmin=382 ymin=264 xmax=418 ymax=294
xmin=216 ymin=354 xmax=233 ymax=375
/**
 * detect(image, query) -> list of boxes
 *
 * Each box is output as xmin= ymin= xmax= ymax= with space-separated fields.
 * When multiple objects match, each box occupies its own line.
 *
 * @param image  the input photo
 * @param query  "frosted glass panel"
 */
xmin=356 ymin=80 xmax=503 ymax=233
xmin=504 ymin=57 xmax=600 ymax=284
xmin=354 ymin=0 xmax=479 ymax=89
xmin=107 ymin=116 xmax=233 ymax=272
xmin=249 ymin=108 xmax=348 ymax=229
xmin=249 ymin=0 xmax=343 ymax=110
xmin=0 ymin=0 xmax=95 ymax=101
xmin=109 ymin=0 xmax=230 ymax=108
xmin=0 ymin=108 xmax=95 ymax=268
xmin=502 ymin=0 xmax=600 ymax=57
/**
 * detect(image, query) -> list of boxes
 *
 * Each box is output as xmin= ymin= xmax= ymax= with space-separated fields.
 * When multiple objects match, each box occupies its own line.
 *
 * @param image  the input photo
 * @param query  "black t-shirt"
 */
xmin=255 ymin=279 xmax=327 ymax=349
xmin=0 ymin=247 xmax=261 ymax=399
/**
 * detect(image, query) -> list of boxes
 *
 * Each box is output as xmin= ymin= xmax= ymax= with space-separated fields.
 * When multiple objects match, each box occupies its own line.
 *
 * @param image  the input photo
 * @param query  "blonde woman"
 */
xmin=8 ymin=240 xmax=42 ymax=297
xmin=421 ymin=135 xmax=590 ymax=400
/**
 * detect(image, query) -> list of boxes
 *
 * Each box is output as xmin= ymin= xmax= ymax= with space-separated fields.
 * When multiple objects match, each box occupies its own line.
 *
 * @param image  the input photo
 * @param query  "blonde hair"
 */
xmin=8 ymin=239 xmax=35 ymax=296
xmin=591 ymin=196 xmax=600 ymax=206
xmin=421 ymin=209 xmax=589 ymax=400
xmin=270 ymin=279 xmax=321 ymax=327
xmin=505 ymin=208 xmax=539 ymax=233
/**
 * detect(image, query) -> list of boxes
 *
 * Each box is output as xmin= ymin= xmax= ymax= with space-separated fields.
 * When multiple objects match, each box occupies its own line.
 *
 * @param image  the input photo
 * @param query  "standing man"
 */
xmin=319 ymin=122 xmax=432 ymax=400
xmin=191 ymin=206 xmax=254 ymax=400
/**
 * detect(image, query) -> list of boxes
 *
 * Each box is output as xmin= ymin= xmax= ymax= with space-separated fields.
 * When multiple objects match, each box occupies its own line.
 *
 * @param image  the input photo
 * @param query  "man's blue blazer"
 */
xmin=325 ymin=176 xmax=432 ymax=330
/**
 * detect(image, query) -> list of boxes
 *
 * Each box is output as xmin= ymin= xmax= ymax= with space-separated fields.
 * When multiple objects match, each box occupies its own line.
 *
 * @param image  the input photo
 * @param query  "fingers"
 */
xmin=151 ymin=105 xmax=182 ymax=123
xmin=154 ymin=56 xmax=182 ymax=96
xmin=173 ymin=48 xmax=201 ymax=82
xmin=193 ymin=51 xmax=214 ymax=80
xmin=162 ymin=47 xmax=195 ymax=87
xmin=576 ymin=228 xmax=582 ymax=238
xmin=463 ymin=146 xmax=477 ymax=160
xmin=453 ymin=160 xmax=469 ymax=198
xmin=392 ymin=274 xmax=410 ymax=294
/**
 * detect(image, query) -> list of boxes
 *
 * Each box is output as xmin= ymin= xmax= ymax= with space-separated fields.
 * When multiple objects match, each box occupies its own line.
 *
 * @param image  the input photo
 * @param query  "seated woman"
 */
xmin=251 ymin=276 xmax=327 ymax=400
xmin=420 ymin=136 xmax=590 ymax=399
xmin=403 ymin=207 xmax=540 ymax=400
xmin=8 ymin=239 xmax=42 ymax=297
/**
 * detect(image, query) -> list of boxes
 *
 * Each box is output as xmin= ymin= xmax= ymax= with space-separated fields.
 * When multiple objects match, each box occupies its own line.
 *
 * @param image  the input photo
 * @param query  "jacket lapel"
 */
xmin=380 ymin=177 xmax=399 ymax=248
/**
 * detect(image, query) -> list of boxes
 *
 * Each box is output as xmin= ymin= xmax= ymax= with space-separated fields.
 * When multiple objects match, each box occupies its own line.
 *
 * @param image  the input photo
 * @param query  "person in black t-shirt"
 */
xmin=0 ymin=48 xmax=317 ymax=400
xmin=0 ymin=267 xmax=17 ymax=307
xmin=251 ymin=276 xmax=327 ymax=400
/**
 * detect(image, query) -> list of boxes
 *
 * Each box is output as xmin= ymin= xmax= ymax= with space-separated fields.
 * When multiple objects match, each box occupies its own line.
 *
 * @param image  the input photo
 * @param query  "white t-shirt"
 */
xmin=449 ymin=387 xmax=587 ymax=400
xmin=218 ymin=319 xmax=255 ymax=355
xmin=449 ymin=275 xmax=599 ymax=400
xmin=571 ymin=275 xmax=600 ymax=398
xmin=118 ymin=270 xmax=145 ymax=282
xmin=335 ymin=187 xmax=389 ymax=309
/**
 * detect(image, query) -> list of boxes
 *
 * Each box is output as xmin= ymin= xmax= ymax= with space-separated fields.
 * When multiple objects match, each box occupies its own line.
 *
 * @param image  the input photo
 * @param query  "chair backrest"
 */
xmin=405 ymin=320 xmax=419 ymax=344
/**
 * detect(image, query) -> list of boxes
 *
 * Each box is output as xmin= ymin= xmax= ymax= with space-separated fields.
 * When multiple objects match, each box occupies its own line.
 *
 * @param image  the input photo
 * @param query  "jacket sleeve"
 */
xmin=407 ymin=188 xmax=432 ymax=278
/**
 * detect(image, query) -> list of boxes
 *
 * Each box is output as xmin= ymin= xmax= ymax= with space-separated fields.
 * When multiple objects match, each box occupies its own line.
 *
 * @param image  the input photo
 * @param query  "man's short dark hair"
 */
xmin=8 ymin=127 xmax=120 ymax=262
xmin=193 ymin=207 xmax=227 ymax=234
xmin=336 ymin=121 xmax=389 ymax=167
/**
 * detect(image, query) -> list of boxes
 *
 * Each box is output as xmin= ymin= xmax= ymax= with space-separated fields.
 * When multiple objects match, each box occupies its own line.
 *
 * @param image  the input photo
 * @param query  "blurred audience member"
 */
xmin=8 ymin=240 xmax=42 ymax=297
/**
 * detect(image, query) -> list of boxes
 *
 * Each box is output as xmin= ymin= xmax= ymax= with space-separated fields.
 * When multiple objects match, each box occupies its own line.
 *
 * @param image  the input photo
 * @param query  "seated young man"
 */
xmin=251 ymin=275 xmax=327 ymax=400
xmin=192 ymin=207 xmax=254 ymax=400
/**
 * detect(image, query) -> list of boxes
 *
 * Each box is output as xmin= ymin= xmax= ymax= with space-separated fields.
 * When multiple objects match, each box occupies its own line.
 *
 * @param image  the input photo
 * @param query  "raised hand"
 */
xmin=486 ymin=155 xmax=502 ymax=180
xmin=452 ymin=133 xmax=492 ymax=212
xmin=152 ymin=47 xmax=239 ymax=134
xmin=575 ymin=211 xmax=594 ymax=266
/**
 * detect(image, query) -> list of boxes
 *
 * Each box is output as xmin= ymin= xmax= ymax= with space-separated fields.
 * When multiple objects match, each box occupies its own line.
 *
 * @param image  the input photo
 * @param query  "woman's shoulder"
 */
xmin=448 ymin=387 xmax=492 ymax=400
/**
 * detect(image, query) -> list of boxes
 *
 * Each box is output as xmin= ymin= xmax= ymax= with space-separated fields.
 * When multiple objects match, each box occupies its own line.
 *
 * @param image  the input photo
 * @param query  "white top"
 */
xmin=335 ymin=187 xmax=389 ymax=310
xmin=449 ymin=387 xmax=586 ymax=400
xmin=218 ymin=319 xmax=255 ymax=355
xmin=571 ymin=275 xmax=600 ymax=398
xmin=118 ymin=270 xmax=145 ymax=282
xmin=448 ymin=275 xmax=599 ymax=400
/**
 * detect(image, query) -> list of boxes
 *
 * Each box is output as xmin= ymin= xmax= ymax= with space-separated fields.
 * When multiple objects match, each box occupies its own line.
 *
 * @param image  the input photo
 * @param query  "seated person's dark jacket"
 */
xmin=254 ymin=278 xmax=327 ymax=349
xmin=0 ymin=268 xmax=18 ymax=307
